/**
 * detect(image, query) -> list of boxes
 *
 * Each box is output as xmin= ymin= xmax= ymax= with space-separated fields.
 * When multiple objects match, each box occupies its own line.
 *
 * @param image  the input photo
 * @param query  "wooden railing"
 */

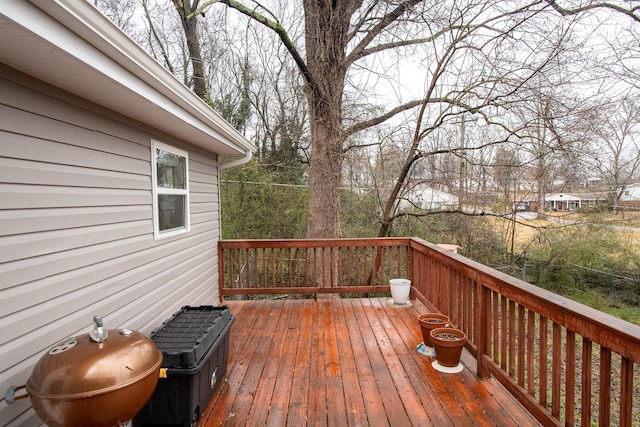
xmin=218 ymin=238 xmax=410 ymax=297
xmin=218 ymin=237 xmax=640 ymax=427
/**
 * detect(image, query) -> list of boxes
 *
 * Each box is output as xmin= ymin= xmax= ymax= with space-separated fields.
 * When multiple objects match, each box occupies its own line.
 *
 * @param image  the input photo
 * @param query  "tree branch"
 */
xmin=346 ymin=0 xmax=423 ymax=66
xmin=544 ymin=0 xmax=640 ymax=23
xmin=348 ymin=1 xmax=548 ymax=64
xmin=142 ymin=0 xmax=174 ymax=73
xmin=343 ymin=99 xmax=423 ymax=138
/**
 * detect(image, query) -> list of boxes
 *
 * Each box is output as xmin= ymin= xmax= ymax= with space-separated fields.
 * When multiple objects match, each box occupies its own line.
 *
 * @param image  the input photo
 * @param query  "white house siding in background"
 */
xmin=620 ymin=183 xmax=640 ymax=202
xmin=398 ymin=185 xmax=459 ymax=211
xmin=545 ymin=192 xmax=607 ymax=211
xmin=0 ymin=2 xmax=253 ymax=425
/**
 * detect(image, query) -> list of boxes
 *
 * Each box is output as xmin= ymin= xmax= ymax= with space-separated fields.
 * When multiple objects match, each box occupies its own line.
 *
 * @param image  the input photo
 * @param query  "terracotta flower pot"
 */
xmin=417 ymin=313 xmax=450 ymax=347
xmin=430 ymin=327 xmax=466 ymax=367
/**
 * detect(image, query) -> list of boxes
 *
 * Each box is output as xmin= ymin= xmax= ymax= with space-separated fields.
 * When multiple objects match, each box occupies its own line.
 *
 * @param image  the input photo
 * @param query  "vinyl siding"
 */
xmin=0 ymin=71 xmax=223 ymax=426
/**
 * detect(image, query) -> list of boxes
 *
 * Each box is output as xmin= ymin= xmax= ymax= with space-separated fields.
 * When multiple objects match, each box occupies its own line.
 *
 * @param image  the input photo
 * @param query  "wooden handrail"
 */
xmin=219 ymin=237 xmax=640 ymax=426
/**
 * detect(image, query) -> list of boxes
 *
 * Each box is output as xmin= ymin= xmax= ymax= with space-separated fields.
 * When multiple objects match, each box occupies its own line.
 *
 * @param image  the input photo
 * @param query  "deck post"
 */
xmin=476 ymin=279 xmax=491 ymax=378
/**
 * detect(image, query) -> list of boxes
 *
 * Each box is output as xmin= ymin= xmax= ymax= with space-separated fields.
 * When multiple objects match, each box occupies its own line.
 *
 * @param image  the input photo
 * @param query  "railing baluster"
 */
xmin=551 ymin=322 xmax=561 ymax=418
xmin=518 ymin=304 xmax=525 ymax=387
xmin=238 ymin=248 xmax=243 ymax=289
xmin=492 ymin=291 xmax=499 ymax=362
xmin=501 ymin=295 xmax=507 ymax=371
xmin=464 ymin=275 xmax=471 ymax=339
xmin=476 ymin=281 xmax=491 ymax=378
xmin=334 ymin=246 xmax=339 ymax=288
xmin=388 ymin=246 xmax=393 ymax=284
xmin=304 ymin=248 xmax=313 ymax=287
xmin=619 ymin=357 xmax=633 ymax=427
xmin=298 ymin=247 xmax=303 ymax=287
xmin=369 ymin=246 xmax=377 ymax=287
xmin=228 ymin=248 xmax=234 ymax=292
xmin=599 ymin=346 xmax=612 ymax=426
xmin=235 ymin=248 xmax=240 ymax=289
xmin=508 ymin=299 xmax=516 ymax=377
xmin=261 ymin=248 xmax=266 ymax=289
xmin=312 ymin=247 xmax=318 ymax=287
xmin=566 ymin=329 xmax=576 ymax=425
xmin=539 ymin=316 xmax=548 ymax=408
xmin=347 ymin=246 xmax=352 ymax=287
xmin=243 ymin=248 xmax=248 ymax=289
xmin=527 ymin=308 xmax=535 ymax=395
xmin=355 ymin=247 xmax=360 ymax=287
xmin=365 ymin=247 xmax=370 ymax=286
xmin=582 ymin=338 xmax=592 ymax=426
xmin=288 ymin=247 xmax=292 ymax=287
xmin=280 ymin=247 xmax=286 ymax=288
xmin=459 ymin=272 xmax=464 ymax=331
xmin=271 ymin=247 xmax=277 ymax=288
xmin=338 ymin=246 xmax=343 ymax=287
xmin=329 ymin=246 xmax=334 ymax=288
xmin=457 ymin=272 xmax=463 ymax=332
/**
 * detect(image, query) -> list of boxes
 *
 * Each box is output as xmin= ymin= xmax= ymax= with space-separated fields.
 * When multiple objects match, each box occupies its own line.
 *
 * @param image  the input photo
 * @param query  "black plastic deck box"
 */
xmin=135 ymin=305 xmax=234 ymax=426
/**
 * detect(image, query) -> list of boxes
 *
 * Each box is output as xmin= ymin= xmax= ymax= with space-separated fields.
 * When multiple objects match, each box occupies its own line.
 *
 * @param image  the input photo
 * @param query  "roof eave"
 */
xmin=1 ymin=0 xmax=254 ymax=157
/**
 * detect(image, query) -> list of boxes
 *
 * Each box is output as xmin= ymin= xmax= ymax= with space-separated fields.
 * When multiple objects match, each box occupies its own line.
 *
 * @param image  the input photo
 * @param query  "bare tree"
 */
xmin=224 ymin=14 xmax=310 ymax=175
xmin=374 ymin=1 xmax=580 ymax=237
xmin=100 ymin=0 xmax=640 ymax=240
xmin=510 ymin=76 xmax=601 ymax=214
xmin=589 ymin=96 xmax=640 ymax=213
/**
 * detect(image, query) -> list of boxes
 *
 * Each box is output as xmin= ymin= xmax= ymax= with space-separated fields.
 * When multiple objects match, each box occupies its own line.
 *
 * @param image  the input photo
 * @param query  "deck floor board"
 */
xmin=201 ymin=298 xmax=541 ymax=427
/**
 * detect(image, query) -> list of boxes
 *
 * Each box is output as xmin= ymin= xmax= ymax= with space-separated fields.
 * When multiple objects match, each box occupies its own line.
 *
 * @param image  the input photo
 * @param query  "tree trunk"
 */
xmin=303 ymin=1 xmax=352 ymax=239
xmin=172 ymin=0 xmax=208 ymax=100
xmin=183 ymin=15 xmax=207 ymax=99
xmin=306 ymin=121 xmax=344 ymax=238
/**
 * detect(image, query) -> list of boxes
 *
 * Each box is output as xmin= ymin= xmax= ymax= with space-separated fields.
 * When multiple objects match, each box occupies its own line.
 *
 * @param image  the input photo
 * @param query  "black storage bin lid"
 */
xmin=150 ymin=305 xmax=232 ymax=368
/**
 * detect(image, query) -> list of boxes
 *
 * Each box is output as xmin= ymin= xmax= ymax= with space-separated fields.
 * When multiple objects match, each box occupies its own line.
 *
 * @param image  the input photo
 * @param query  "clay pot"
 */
xmin=430 ymin=327 xmax=466 ymax=367
xmin=417 ymin=313 xmax=450 ymax=347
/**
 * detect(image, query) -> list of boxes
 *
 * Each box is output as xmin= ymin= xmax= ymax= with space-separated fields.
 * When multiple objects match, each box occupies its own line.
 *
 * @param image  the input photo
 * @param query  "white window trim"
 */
xmin=151 ymin=140 xmax=190 ymax=240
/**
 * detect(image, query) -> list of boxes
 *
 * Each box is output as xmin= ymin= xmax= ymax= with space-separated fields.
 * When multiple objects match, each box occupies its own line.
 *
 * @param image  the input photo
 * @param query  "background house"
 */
xmin=0 ymin=2 xmax=253 ymax=425
xmin=545 ymin=192 xmax=607 ymax=211
xmin=398 ymin=184 xmax=459 ymax=211
xmin=619 ymin=183 xmax=640 ymax=208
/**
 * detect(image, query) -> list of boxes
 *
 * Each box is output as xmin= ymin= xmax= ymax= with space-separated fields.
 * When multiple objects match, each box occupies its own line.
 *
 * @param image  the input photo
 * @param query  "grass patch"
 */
xmin=561 ymin=285 xmax=640 ymax=326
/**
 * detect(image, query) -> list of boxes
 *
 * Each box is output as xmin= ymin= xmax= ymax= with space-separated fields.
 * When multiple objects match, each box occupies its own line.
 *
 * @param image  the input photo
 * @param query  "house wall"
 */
xmin=0 ymin=67 xmax=222 ymax=426
xmin=620 ymin=184 xmax=640 ymax=202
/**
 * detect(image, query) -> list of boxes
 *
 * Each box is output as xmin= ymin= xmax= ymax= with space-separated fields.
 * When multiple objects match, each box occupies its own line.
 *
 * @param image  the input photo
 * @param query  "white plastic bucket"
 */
xmin=389 ymin=278 xmax=411 ymax=305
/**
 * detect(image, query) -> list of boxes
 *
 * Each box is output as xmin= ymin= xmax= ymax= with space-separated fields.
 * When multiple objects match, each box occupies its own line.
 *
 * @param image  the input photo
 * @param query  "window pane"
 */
xmin=158 ymin=194 xmax=185 ymax=232
xmin=156 ymin=148 xmax=186 ymax=189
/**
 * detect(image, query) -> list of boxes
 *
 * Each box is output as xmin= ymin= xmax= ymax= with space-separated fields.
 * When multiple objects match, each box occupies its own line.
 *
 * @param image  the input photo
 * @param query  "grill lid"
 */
xmin=26 ymin=317 xmax=162 ymax=400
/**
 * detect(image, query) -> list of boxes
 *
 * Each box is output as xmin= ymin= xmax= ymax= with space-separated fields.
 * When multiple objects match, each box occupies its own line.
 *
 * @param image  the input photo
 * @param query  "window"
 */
xmin=151 ymin=141 xmax=190 ymax=239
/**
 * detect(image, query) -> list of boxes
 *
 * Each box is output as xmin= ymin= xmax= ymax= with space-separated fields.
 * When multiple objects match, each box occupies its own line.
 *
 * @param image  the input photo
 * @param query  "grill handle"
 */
xmin=89 ymin=315 xmax=108 ymax=342
xmin=5 ymin=385 xmax=29 ymax=404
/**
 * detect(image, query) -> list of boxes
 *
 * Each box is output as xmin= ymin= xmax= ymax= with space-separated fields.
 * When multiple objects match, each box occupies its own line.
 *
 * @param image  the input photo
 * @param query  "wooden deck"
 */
xmin=199 ymin=297 xmax=541 ymax=426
